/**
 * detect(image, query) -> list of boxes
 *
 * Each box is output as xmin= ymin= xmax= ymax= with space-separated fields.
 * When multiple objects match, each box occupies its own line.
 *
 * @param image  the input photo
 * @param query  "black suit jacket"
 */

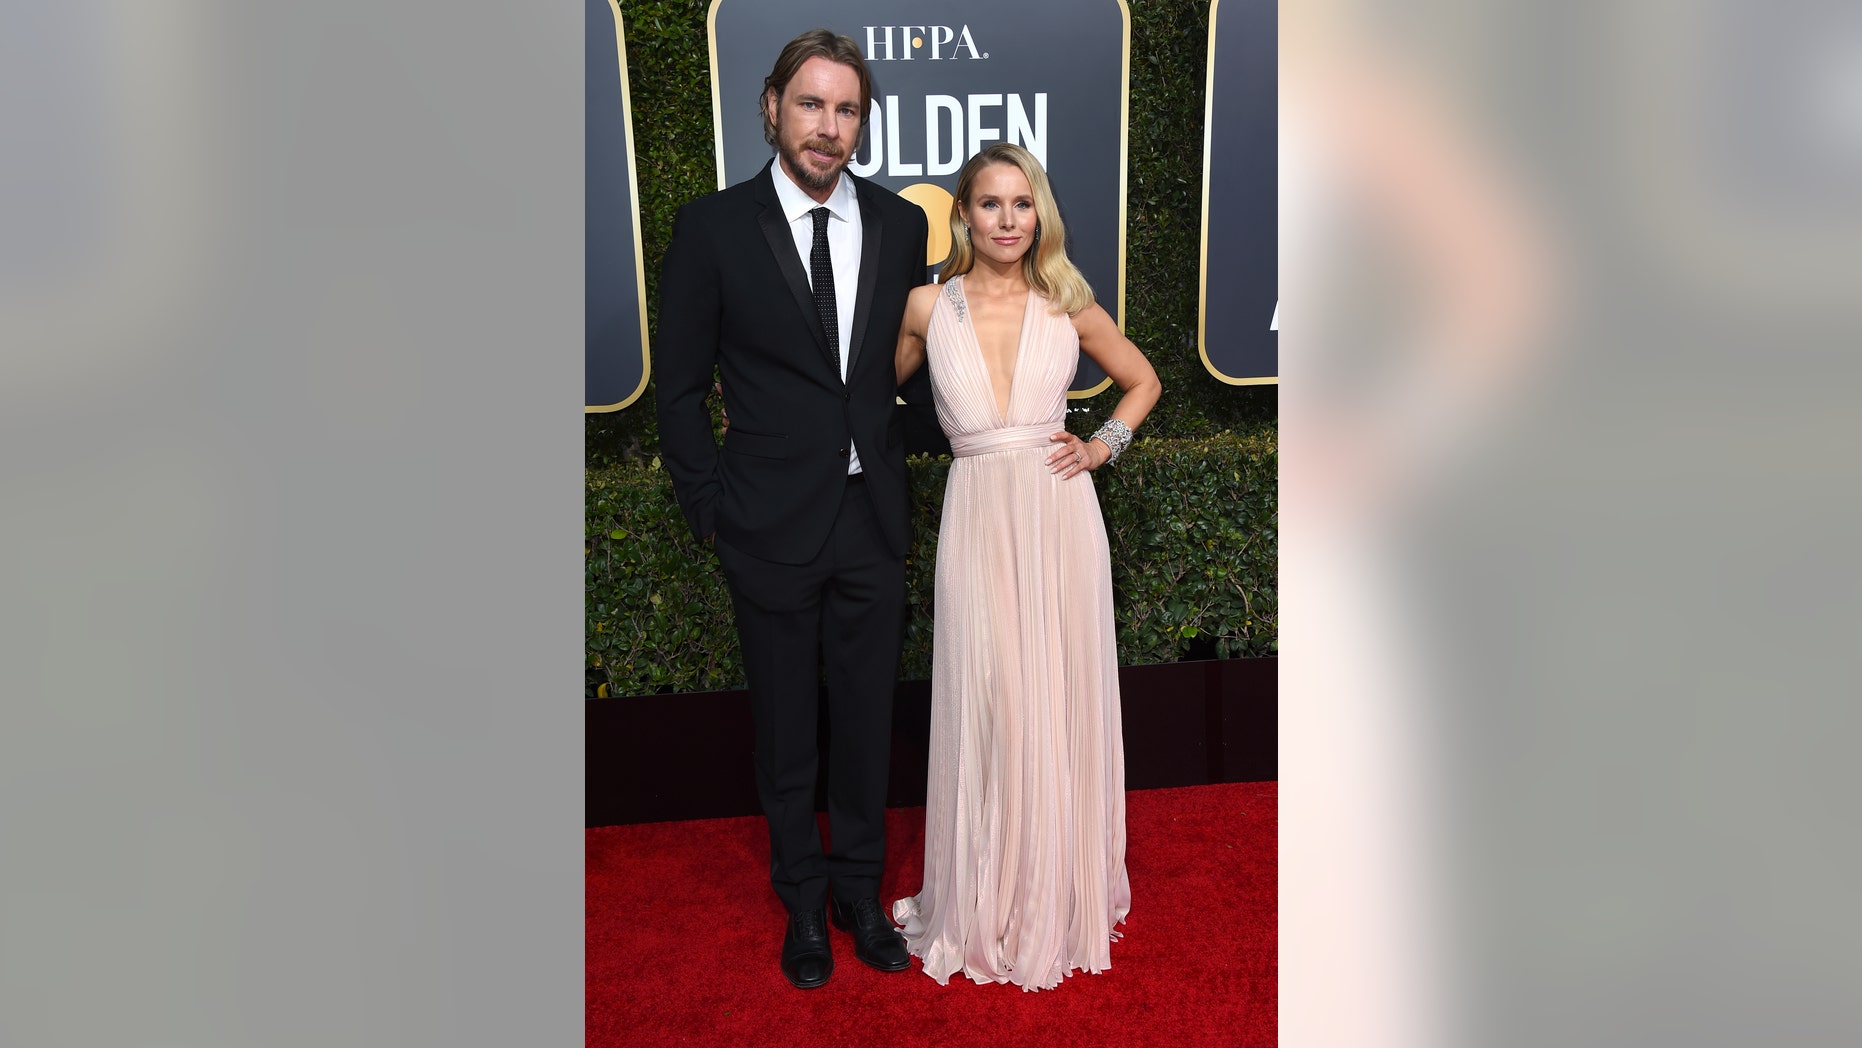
xmin=654 ymin=162 xmax=929 ymax=565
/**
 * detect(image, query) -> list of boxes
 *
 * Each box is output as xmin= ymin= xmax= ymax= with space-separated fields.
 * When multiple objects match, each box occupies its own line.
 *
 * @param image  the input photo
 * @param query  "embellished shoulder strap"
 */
xmin=942 ymin=277 xmax=968 ymax=323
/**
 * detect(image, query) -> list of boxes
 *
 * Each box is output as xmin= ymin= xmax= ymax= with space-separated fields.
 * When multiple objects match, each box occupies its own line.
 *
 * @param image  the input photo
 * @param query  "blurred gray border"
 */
xmin=1281 ymin=2 xmax=1862 ymax=1044
xmin=1 ymin=4 xmax=583 ymax=1043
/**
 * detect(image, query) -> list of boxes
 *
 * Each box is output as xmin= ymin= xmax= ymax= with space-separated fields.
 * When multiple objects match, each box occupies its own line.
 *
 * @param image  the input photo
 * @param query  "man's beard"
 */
xmin=781 ymin=134 xmax=847 ymax=192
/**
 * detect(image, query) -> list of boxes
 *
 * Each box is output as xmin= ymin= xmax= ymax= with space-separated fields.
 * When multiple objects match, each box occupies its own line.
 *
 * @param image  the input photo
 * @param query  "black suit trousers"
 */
xmin=712 ymin=478 xmax=905 ymax=914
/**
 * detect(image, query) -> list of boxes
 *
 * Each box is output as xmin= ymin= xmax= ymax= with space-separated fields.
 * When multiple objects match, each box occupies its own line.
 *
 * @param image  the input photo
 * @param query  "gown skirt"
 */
xmin=892 ymin=276 xmax=1131 ymax=991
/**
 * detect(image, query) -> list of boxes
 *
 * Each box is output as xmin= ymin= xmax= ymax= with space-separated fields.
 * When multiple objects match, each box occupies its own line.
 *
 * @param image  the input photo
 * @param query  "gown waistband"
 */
xmin=949 ymin=422 xmax=1063 ymax=459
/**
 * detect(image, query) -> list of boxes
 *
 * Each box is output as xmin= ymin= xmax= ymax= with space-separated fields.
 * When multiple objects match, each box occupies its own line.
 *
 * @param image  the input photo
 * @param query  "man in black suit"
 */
xmin=653 ymin=29 xmax=927 ymax=989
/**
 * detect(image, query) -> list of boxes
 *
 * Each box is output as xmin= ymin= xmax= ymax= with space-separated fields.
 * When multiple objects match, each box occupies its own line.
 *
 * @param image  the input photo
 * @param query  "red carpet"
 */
xmin=588 ymin=781 xmax=1276 ymax=1047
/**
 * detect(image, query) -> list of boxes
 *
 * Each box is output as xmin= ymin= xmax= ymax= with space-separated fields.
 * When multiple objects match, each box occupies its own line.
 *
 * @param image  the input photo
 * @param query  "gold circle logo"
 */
xmin=897 ymin=182 xmax=956 ymax=267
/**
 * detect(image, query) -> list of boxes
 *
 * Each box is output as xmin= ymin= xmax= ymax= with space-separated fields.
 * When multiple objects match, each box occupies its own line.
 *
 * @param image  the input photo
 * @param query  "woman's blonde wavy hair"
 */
xmin=939 ymin=143 xmax=1095 ymax=316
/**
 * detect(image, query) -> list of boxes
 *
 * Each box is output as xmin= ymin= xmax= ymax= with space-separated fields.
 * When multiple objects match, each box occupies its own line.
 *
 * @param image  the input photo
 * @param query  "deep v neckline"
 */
xmin=951 ymin=276 xmax=1034 ymax=426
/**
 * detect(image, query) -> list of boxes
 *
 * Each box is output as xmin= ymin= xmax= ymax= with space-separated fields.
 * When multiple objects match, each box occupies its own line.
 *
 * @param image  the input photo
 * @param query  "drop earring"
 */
xmin=963 ymin=224 xmax=971 ymax=244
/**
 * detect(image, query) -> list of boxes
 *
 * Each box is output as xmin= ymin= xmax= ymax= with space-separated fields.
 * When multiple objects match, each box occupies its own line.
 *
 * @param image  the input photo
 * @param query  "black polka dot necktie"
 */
xmin=809 ymin=206 xmax=840 ymax=375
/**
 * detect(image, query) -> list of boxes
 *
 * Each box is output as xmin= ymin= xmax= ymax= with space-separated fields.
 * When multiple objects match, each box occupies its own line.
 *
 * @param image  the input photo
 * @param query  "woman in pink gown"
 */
xmin=892 ymin=143 xmax=1162 ymax=990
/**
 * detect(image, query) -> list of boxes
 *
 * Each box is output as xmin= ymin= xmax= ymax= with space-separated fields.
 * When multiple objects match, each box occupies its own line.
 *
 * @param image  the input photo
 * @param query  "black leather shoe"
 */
xmin=780 ymin=908 xmax=833 ymax=989
xmin=829 ymin=895 xmax=911 ymax=972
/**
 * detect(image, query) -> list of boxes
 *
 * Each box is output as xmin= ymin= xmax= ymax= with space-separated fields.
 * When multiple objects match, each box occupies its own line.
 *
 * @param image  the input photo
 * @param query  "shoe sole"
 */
xmin=852 ymin=953 xmax=911 ymax=973
xmin=782 ymin=960 xmax=834 ymax=990
xmin=830 ymin=907 xmax=912 ymax=972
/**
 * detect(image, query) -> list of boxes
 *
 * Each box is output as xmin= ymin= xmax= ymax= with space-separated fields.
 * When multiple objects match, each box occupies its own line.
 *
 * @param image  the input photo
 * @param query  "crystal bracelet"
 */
xmin=1090 ymin=418 xmax=1133 ymax=464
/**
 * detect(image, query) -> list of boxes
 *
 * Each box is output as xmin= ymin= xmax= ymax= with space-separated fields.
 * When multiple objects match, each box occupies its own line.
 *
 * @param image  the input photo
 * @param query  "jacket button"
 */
xmin=843 ymin=391 xmax=851 ymax=401
xmin=837 ymin=447 xmax=849 ymax=458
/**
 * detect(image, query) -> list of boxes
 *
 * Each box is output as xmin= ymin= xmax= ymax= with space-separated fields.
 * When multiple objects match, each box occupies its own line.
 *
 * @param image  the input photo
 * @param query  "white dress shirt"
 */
xmin=770 ymin=160 xmax=864 ymax=475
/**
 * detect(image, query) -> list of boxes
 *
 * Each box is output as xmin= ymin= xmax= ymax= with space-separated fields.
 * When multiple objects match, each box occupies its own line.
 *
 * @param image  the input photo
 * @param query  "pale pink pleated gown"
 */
xmin=892 ymin=275 xmax=1131 ymax=990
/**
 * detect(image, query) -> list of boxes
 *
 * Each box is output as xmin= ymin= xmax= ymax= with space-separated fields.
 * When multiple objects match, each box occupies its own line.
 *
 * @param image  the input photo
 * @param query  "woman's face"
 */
xmin=962 ymin=163 xmax=1038 ymax=267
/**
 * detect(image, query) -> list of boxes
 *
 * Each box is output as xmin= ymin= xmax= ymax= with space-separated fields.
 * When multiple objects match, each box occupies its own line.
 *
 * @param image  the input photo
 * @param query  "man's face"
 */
xmin=766 ymin=56 xmax=863 ymax=200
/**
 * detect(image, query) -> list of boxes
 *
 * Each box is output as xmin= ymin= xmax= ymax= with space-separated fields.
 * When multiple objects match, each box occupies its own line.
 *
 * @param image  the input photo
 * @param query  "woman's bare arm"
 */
xmin=1045 ymin=303 xmax=1163 ymax=478
xmin=895 ymin=284 xmax=938 ymax=385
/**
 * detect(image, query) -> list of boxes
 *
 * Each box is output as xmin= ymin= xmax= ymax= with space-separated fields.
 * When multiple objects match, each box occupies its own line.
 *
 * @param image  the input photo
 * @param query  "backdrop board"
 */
xmin=708 ymin=0 xmax=1131 ymax=396
xmin=1198 ymin=0 xmax=1277 ymax=385
xmin=587 ymin=0 xmax=651 ymax=411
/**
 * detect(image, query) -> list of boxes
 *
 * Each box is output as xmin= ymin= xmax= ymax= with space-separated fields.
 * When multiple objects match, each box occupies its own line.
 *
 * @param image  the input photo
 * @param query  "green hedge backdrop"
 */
xmin=589 ymin=0 xmax=1275 ymax=696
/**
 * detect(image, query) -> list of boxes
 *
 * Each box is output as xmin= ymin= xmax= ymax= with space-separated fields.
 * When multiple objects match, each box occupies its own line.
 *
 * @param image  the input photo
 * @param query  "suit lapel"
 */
xmin=754 ymin=164 xmax=835 ymax=372
xmin=844 ymin=179 xmax=884 ymax=377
